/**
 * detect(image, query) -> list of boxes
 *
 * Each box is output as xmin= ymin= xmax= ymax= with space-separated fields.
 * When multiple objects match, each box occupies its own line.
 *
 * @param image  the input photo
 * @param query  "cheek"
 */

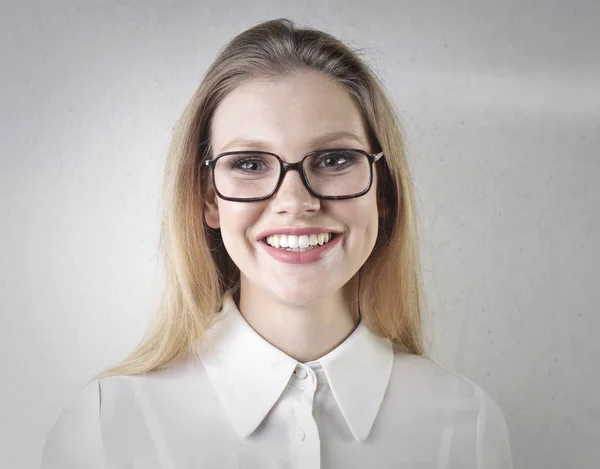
xmin=334 ymin=194 xmax=380 ymax=243
xmin=361 ymin=199 xmax=380 ymax=245
xmin=218 ymin=202 xmax=263 ymax=248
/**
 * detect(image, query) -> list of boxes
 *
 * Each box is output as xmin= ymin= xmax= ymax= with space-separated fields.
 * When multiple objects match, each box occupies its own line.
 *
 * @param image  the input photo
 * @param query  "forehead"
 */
xmin=211 ymin=70 xmax=370 ymax=154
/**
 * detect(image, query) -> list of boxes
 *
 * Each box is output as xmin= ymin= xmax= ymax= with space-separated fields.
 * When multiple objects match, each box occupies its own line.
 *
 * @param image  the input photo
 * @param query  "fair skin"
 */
xmin=204 ymin=70 xmax=386 ymax=362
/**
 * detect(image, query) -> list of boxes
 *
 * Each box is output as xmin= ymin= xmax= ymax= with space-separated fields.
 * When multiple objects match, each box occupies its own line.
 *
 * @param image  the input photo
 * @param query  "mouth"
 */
xmin=261 ymin=232 xmax=338 ymax=252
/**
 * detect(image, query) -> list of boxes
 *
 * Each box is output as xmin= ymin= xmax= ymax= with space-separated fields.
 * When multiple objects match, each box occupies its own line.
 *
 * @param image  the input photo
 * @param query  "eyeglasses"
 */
xmin=204 ymin=148 xmax=384 ymax=202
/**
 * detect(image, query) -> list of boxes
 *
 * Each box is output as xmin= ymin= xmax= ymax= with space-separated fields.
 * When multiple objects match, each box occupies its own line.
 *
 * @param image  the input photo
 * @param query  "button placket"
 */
xmin=290 ymin=366 xmax=320 ymax=469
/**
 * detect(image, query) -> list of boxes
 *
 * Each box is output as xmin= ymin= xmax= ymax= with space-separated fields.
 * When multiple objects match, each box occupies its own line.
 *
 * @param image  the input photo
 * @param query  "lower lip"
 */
xmin=260 ymin=235 xmax=341 ymax=264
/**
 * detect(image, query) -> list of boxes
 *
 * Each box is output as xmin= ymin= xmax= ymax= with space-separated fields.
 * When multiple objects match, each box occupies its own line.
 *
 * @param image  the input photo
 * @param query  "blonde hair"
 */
xmin=100 ymin=18 xmax=430 ymax=378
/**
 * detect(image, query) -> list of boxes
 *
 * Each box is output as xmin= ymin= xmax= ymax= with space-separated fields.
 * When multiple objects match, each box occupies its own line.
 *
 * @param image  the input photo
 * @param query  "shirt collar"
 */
xmin=196 ymin=291 xmax=393 ymax=441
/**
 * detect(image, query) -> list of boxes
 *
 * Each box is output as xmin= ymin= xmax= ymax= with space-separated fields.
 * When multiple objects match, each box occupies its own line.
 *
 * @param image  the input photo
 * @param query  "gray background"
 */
xmin=1 ymin=1 xmax=599 ymax=468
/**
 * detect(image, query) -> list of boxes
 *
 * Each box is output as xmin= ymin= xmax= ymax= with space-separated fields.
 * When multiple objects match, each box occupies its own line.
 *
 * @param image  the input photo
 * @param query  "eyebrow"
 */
xmin=218 ymin=130 xmax=367 ymax=154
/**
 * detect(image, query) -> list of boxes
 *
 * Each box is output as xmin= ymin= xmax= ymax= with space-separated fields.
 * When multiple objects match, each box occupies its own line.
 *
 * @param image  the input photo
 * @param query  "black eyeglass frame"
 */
xmin=203 ymin=148 xmax=384 ymax=202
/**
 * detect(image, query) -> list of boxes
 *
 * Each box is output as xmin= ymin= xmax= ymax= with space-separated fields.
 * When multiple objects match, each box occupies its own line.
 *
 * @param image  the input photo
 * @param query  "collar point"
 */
xmin=351 ymin=427 xmax=372 ymax=442
xmin=231 ymin=419 xmax=260 ymax=440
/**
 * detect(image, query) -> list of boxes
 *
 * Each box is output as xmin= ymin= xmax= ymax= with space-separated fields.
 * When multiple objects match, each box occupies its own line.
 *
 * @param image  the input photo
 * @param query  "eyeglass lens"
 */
xmin=213 ymin=150 xmax=371 ymax=199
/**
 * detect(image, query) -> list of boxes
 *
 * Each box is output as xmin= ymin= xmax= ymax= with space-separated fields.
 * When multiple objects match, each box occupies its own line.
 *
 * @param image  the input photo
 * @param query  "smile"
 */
xmin=260 ymin=233 xmax=341 ymax=264
xmin=265 ymin=233 xmax=334 ymax=251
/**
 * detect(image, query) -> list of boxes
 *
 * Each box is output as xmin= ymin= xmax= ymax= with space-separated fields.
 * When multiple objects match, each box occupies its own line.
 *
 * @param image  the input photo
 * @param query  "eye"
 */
xmin=313 ymin=151 xmax=358 ymax=170
xmin=234 ymin=159 xmax=262 ymax=171
xmin=227 ymin=154 xmax=272 ymax=173
xmin=322 ymin=155 xmax=347 ymax=166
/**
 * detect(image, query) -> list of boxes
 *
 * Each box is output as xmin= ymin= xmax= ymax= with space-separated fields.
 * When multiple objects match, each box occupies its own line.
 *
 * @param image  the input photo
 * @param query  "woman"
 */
xmin=41 ymin=18 xmax=513 ymax=469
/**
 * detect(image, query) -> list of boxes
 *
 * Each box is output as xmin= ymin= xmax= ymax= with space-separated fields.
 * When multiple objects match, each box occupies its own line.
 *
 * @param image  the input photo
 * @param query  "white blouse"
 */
xmin=41 ymin=292 xmax=514 ymax=469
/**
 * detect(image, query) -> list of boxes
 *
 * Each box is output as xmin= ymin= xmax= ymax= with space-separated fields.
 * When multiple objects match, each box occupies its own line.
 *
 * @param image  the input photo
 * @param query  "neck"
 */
xmin=237 ymin=275 xmax=360 ymax=363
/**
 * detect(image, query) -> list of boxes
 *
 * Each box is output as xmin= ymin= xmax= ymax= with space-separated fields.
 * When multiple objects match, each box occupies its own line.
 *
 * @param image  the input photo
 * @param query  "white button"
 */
xmin=295 ymin=429 xmax=306 ymax=441
xmin=295 ymin=368 xmax=308 ymax=379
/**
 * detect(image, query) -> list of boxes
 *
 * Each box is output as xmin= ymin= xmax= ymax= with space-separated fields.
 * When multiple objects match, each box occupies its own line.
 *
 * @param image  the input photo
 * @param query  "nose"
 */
xmin=269 ymin=168 xmax=320 ymax=216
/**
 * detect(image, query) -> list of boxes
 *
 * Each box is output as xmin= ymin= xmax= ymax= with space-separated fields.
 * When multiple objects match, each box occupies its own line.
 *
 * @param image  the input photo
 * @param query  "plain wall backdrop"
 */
xmin=1 ymin=1 xmax=599 ymax=468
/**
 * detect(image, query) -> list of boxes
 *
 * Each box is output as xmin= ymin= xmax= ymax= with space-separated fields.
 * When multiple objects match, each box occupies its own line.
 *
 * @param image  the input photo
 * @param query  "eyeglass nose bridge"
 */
xmin=272 ymin=158 xmax=318 ymax=198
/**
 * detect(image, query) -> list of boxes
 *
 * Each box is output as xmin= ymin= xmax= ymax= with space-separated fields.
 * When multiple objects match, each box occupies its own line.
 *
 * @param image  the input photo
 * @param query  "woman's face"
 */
xmin=205 ymin=70 xmax=383 ymax=306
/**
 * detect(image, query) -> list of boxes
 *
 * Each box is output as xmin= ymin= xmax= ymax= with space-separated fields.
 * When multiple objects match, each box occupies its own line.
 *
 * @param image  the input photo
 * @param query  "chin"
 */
xmin=267 ymin=283 xmax=336 ymax=307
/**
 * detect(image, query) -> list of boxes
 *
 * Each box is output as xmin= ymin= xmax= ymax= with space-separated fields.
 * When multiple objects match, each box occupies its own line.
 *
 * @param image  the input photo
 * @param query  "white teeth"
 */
xmin=279 ymin=234 xmax=288 ymax=248
xmin=298 ymin=235 xmax=309 ymax=248
xmin=265 ymin=232 xmax=334 ymax=250
xmin=288 ymin=235 xmax=299 ymax=249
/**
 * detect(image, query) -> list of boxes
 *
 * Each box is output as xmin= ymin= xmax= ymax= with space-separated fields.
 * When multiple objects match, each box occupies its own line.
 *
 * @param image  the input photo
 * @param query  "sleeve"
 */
xmin=475 ymin=385 xmax=514 ymax=469
xmin=40 ymin=380 xmax=105 ymax=469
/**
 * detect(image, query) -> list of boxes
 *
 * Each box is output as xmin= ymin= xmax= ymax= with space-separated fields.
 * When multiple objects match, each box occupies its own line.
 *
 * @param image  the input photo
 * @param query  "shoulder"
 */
xmin=41 ymin=356 xmax=202 ymax=468
xmin=390 ymin=350 xmax=510 ymax=416
xmin=390 ymin=351 xmax=479 ymax=398
xmin=41 ymin=381 xmax=103 ymax=469
xmin=389 ymin=351 xmax=513 ymax=468
xmin=97 ymin=353 xmax=205 ymax=400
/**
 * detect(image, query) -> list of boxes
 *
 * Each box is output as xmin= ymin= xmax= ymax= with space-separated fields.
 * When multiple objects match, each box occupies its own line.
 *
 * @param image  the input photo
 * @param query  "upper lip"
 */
xmin=256 ymin=227 xmax=341 ymax=241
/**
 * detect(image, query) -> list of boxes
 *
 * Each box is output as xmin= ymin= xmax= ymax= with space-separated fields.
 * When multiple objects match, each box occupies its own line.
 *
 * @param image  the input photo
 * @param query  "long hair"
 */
xmin=99 ymin=18 xmax=431 ymax=378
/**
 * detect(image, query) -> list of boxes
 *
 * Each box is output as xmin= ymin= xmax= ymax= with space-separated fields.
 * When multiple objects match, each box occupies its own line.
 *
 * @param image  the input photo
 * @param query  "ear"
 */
xmin=203 ymin=181 xmax=221 ymax=229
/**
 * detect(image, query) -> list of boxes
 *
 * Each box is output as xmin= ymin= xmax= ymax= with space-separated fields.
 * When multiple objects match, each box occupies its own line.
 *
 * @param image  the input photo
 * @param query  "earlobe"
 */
xmin=204 ymin=203 xmax=220 ymax=229
xmin=203 ymin=185 xmax=221 ymax=229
